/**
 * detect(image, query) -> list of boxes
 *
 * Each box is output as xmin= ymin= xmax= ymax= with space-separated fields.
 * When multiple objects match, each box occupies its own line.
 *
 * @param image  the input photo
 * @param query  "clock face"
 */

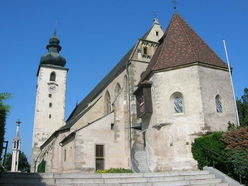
xmin=48 ymin=85 xmax=57 ymax=93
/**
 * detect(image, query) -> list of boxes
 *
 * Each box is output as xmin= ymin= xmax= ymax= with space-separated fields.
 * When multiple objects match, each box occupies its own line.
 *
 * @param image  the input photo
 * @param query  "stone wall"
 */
xmin=144 ymin=65 xmax=237 ymax=171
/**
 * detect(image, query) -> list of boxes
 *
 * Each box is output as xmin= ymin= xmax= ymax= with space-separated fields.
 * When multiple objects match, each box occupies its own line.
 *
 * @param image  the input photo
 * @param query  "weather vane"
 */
xmin=172 ymin=0 xmax=177 ymax=12
xmin=16 ymin=119 xmax=21 ymax=126
xmin=153 ymin=10 xmax=158 ymax=19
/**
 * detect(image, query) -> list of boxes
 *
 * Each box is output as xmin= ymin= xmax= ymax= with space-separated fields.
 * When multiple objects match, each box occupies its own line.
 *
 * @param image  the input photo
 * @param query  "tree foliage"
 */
xmin=223 ymin=126 xmax=248 ymax=150
xmin=237 ymin=88 xmax=248 ymax=127
xmin=3 ymin=151 xmax=30 ymax=172
xmin=0 ymin=93 xmax=11 ymax=160
xmin=223 ymin=126 xmax=248 ymax=183
xmin=191 ymin=132 xmax=227 ymax=171
xmin=192 ymin=126 xmax=248 ymax=184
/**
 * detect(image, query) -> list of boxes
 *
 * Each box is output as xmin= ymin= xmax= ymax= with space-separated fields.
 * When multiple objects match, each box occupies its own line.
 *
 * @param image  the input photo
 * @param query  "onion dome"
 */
xmin=40 ymin=32 xmax=66 ymax=67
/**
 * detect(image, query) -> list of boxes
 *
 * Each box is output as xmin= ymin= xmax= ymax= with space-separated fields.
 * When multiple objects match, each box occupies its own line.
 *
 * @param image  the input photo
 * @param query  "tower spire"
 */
xmin=11 ymin=119 xmax=22 ymax=172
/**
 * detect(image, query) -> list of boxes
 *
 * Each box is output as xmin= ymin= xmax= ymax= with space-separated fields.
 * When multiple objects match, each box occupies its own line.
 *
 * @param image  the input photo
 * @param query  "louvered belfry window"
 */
xmin=95 ymin=145 xmax=104 ymax=170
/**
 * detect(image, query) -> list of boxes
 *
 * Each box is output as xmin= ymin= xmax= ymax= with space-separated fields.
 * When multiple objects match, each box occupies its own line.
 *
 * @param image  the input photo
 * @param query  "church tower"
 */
xmin=32 ymin=32 xmax=68 ymax=172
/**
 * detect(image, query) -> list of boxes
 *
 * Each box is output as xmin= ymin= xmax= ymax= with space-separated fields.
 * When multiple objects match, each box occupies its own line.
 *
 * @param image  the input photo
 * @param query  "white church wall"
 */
xmin=198 ymin=66 xmax=237 ymax=130
xmin=73 ymin=112 xmax=130 ymax=171
xmin=144 ymin=65 xmax=237 ymax=171
xmin=145 ymin=66 xmax=204 ymax=171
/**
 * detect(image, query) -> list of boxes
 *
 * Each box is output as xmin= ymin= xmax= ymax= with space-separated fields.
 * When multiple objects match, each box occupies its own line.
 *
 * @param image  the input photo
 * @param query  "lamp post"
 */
xmin=11 ymin=119 xmax=21 ymax=172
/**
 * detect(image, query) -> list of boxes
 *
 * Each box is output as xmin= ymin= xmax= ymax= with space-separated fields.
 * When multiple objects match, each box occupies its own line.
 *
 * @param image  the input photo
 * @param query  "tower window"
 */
xmin=215 ymin=95 xmax=223 ymax=113
xmin=156 ymin=31 xmax=159 ymax=36
xmin=143 ymin=47 xmax=148 ymax=55
xmin=49 ymin=114 xmax=51 ymax=119
xmin=50 ymin=72 xmax=56 ymax=81
xmin=49 ymin=94 xmax=52 ymax=98
xmin=49 ymin=102 xmax=52 ymax=108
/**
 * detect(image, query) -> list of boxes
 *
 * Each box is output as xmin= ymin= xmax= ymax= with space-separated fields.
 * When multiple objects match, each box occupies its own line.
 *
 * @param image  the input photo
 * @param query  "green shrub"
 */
xmin=192 ymin=132 xmax=227 ymax=171
xmin=96 ymin=168 xmax=132 ymax=173
xmin=227 ymin=148 xmax=248 ymax=183
xmin=37 ymin=160 xmax=46 ymax=173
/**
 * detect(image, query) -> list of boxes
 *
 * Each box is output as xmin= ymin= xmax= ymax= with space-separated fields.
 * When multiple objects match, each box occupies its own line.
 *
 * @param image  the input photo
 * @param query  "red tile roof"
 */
xmin=141 ymin=14 xmax=228 ymax=81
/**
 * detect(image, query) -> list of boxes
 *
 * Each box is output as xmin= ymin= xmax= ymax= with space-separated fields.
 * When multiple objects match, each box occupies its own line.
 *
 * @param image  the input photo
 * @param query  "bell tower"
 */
xmin=31 ymin=32 xmax=68 ymax=172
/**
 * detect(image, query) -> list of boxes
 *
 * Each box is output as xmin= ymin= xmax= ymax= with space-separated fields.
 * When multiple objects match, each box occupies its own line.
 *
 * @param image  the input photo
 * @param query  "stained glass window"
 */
xmin=174 ymin=96 xmax=183 ymax=113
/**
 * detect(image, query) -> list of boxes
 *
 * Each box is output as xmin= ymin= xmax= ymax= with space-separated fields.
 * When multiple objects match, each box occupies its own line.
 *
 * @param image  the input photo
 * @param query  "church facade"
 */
xmin=32 ymin=14 xmax=237 ymax=173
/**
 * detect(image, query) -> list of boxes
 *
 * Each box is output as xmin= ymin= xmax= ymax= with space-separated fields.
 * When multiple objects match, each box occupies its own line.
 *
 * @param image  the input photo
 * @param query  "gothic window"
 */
xmin=95 ymin=145 xmax=104 ymax=170
xmin=50 ymin=72 xmax=56 ymax=81
xmin=104 ymin=91 xmax=111 ymax=114
xmin=215 ymin=95 xmax=223 ymax=113
xmin=143 ymin=47 xmax=148 ymax=55
xmin=156 ymin=31 xmax=159 ymax=36
xmin=49 ymin=102 xmax=52 ymax=108
xmin=171 ymin=92 xmax=184 ymax=114
xmin=115 ymin=83 xmax=121 ymax=97
xmin=123 ymin=75 xmax=128 ymax=95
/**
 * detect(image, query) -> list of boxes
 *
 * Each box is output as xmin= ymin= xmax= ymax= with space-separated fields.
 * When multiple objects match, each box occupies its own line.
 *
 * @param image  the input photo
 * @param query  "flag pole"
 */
xmin=222 ymin=40 xmax=240 ymax=126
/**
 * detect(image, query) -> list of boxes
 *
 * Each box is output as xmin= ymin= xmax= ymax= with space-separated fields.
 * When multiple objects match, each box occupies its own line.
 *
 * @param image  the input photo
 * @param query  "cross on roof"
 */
xmin=16 ymin=119 xmax=21 ymax=125
xmin=172 ymin=0 xmax=177 ymax=12
xmin=54 ymin=20 xmax=58 ymax=35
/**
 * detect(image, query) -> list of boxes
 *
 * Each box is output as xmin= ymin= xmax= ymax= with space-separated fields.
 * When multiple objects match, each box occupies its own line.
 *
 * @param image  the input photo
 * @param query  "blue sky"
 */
xmin=1 ymin=0 xmax=248 ymax=162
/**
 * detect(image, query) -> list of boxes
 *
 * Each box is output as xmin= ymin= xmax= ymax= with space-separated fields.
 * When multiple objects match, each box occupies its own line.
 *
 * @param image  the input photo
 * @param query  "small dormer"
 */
xmin=134 ymin=81 xmax=153 ymax=118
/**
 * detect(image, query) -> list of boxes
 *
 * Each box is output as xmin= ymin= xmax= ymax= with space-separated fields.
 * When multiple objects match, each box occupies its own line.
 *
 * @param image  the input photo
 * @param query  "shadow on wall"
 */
xmin=0 ymin=172 xmax=48 ymax=186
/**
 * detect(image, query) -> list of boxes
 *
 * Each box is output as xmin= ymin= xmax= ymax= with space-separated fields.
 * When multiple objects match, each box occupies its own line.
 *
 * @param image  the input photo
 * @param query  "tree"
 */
xmin=3 ymin=151 xmax=30 ymax=172
xmin=237 ymin=88 xmax=248 ymax=127
xmin=0 ymin=93 xmax=11 ymax=160
xmin=223 ymin=126 xmax=248 ymax=184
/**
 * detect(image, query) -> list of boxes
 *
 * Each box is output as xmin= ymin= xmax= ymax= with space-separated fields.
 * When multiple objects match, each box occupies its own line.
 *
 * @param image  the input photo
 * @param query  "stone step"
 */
xmin=0 ymin=171 xmax=230 ymax=186
xmin=54 ymin=174 xmax=216 ymax=184
xmin=55 ymin=178 xmax=223 ymax=186
xmin=51 ymin=170 xmax=211 ymax=179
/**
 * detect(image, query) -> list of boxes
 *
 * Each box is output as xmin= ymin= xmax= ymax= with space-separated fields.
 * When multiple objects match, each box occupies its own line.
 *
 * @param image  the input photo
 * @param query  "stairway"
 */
xmin=0 ymin=170 xmax=231 ymax=186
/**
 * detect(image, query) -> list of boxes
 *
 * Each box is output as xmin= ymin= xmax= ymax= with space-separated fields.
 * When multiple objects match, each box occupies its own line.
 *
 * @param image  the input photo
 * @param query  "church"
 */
xmin=31 ymin=13 xmax=237 ymax=173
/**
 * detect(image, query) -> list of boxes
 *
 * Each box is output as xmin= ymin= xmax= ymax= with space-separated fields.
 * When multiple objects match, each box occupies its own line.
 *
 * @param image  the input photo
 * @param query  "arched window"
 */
xmin=50 ymin=72 xmax=56 ymax=81
xmin=104 ymin=91 xmax=111 ymax=114
xmin=171 ymin=92 xmax=184 ymax=113
xmin=115 ymin=83 xmax=121 ymax=97
xmin=215 ymin=95 xmax=223 ymax=113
